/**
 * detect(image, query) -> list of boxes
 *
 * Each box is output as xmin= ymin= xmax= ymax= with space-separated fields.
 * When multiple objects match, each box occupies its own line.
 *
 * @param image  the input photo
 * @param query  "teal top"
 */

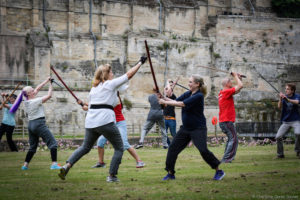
xmin=2 ymin=103 xmax=16 ymax=126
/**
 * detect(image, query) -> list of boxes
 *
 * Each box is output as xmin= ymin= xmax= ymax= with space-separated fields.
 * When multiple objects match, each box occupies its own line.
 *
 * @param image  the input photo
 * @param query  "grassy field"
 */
xmin=0 ymin=144 xmax=299 ymax=200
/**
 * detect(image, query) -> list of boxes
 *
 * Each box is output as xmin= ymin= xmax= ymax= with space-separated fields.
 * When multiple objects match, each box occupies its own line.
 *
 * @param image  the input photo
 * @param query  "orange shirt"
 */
xmin=218 ymin=87 xmax=236 ymax=122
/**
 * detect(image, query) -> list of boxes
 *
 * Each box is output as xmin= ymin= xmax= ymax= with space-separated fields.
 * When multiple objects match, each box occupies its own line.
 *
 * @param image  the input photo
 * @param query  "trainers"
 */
xmin=135 ymin=143 xmax=144 ymax=149
xmin=106 ymin=175 xmax=120 ymax=182
xmin=58 ymin=167 xmax=68 ymax=180
xmin=21 ymin=166 xmax=28 ymax=170
xmin=277 ymin=155 xmax=285 ymax=159
xmin=297 ymin=152 xmax=300 ymax=158
xmin=136 ymin=161 xmax=145 ymax=168
xmin=50 ymin=163 xmax=62 ymax=170
xmin=92 ymin=162 xmax=106 ymax=168
xmin=213 ymin=170 xmax=225 ymax=181
xmin=163 ymin=146 xmax=168 ymax=149
xmin=162 ymin=173 xmax=175 ymax=181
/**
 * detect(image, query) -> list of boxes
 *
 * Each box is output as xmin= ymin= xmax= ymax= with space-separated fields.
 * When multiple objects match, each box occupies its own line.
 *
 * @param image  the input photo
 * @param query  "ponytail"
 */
xmin=192 ymin=75 xmax=207 ymax=97
xmin=92 ymin=64 xmax=112 ymax=87
xmin=9 ymin=90 xmax=26 ymax=113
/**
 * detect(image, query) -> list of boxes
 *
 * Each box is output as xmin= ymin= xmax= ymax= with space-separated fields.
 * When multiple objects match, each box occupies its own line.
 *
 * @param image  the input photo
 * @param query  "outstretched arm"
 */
xmin=42 ymin=82 xmax=52 ymax=103
xmin=278 ymin=93 xmax=283 ymax=109
xmin=280 ymin=92 xmax=299 ymax=105
xmin=0 ymin=93 xmax=7 ymax=110
xmin=34 ymin=77 xmax=51 ymax=96
xmin=232 ymin=72 xmax=243 ymax=94
xmin=126 ymin=56 xmax=147 ymax=80
xmin=159 ymin=98 xmax=185 ymax=107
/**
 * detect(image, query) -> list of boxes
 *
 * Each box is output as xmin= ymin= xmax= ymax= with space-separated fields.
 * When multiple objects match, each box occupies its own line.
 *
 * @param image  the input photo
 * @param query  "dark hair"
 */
xmin=11 ymin=94 xmax=17 ymax=99
xmin=286 ymin=83 xmax=296 ymax=94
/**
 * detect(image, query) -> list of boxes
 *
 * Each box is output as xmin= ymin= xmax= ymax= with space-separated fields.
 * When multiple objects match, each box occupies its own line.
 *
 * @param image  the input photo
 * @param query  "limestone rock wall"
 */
xmin=0 ymin=0 xmax=299 ymax=134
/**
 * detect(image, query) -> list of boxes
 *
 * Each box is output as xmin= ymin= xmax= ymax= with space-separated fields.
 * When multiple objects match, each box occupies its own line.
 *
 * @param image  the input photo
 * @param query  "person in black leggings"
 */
xmin=159 ymin=75 xmax=225 ymax=181
xmin=0 ymin=93 xmax=18 ymax=152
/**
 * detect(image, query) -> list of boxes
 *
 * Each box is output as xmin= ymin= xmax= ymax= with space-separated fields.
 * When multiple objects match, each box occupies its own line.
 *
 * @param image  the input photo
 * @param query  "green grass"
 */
xmin=12 ymin=131 xmax=222 ymax=139
xmin=0 ymin=145 xmax=300 ymax=200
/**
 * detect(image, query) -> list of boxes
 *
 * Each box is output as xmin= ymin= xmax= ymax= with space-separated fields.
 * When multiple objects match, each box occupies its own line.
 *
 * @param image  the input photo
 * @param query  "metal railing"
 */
xmin=4 ymin=122 xmax=159 ymax=138
xmin=236 ymin=122 xmax=294 ymax=138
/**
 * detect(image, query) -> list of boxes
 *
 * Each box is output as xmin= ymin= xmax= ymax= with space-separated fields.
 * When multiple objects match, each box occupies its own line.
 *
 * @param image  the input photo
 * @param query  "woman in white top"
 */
xmin=58 ymin=56 xmax=147 ymax=182
xmin=11 ymin=77 xmax=62 ymax=170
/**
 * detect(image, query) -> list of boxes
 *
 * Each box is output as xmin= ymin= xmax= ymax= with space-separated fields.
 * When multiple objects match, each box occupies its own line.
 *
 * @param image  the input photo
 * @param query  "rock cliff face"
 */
xmin=0 ymin=0 xmax=299 ymax=134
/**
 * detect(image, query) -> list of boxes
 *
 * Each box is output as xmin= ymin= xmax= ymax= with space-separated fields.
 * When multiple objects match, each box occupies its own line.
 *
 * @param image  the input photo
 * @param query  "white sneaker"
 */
xmin=136 ymin=161 xmax=145 ymax=168
xmin=106 ymin=176 xmax=120 ymax=182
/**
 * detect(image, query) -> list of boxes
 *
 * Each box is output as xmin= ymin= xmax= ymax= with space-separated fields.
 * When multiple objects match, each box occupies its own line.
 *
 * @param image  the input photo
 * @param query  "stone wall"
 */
xmin=0 ymin=0 xmax=299 ymax=134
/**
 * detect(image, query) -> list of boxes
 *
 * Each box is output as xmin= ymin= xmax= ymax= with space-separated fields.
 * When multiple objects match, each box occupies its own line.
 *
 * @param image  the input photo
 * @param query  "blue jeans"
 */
xmin=97 ymin=120 xmax=131 ymax=150
xmin=165 ymin=119 xmax=176 ymax=145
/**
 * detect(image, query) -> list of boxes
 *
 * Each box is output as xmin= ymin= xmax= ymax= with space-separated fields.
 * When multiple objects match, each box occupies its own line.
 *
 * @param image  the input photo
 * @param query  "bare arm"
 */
xmin=42 ymin=82 xmax=52 ymax=103
xmin=159 ymin=98 xmax=185 ymax=107
xmin=2 ymin=103 xmax=10 ymax=109
xmin=0 ymin=93 xmax=7 ymax=110
xmin=232 ymin=72 xmax=243 ymax=94
xmin=286 ymin=98 xmax=300 ymax=105
xmin=162 ymin=96 xmax=174 ymax=101
xmin=278 ymin=94 xmax=283 ymax=109
xmin=280 ymin=92 xmax=299 ymax=105
xmin=34 ymin=77 xmax=51 ymax=96
xmin=126 ymin=62 xmax=142 ymax=80
xmin=126 ymin=56 xmax=147 ymax=80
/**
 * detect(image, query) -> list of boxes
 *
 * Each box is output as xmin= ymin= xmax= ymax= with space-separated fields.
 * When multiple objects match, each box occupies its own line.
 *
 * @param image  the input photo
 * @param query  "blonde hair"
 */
xmin=192 ymin=75 xmax=207 ymax=97
xmin=92 ymin=64 xmax=112 ymax=87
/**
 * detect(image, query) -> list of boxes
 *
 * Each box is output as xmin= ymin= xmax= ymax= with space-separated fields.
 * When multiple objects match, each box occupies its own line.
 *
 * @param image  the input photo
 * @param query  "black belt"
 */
xmin=90 ymin=104 xmax=114 ymax=111
xmin=33 ymin=117 xmax=45 ymax=121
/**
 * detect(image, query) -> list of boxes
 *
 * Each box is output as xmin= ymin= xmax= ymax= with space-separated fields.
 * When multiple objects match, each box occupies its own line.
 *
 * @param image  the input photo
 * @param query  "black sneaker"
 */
xmin=277 ymin=155 xmax=285 ymax=159
xmin=92 ymin=162 xmax=106 ymax=168
xmin=135 ymin=143 xmax=144 ymax=149
xmin=297 ymin=152 xmax=300 ymax=158
xmin=58 ymin=167 xmax=69 ymax=180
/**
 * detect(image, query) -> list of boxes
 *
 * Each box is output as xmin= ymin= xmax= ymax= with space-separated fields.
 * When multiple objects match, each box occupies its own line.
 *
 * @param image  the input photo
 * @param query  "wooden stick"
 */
xmin=0 ymin=82 xmax=21 ymax=109
xmin=197 ymin=65 xmax=247 ymax=78
xmin=145 ymin=40 xmax=160 ymax=94
xmin=175 ymin=83 xmax=189 ymax=90
xmin=50 ymin=66 xmax=83 ymax=106
xmin=170 ymin=77 xmax=180 ymax=91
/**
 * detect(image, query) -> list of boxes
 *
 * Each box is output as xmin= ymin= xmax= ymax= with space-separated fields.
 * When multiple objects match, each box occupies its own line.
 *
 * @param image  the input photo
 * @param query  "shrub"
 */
xmin=271 ymin=0 xmax=300 ymax=18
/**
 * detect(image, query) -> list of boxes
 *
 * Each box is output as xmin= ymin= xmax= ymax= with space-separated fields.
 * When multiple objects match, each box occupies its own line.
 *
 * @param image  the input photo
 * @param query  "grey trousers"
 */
xmin=67 ymin=122 xmax=123 ymax=175
xmin=219 ymin=122 xmax=238 ymax=163
xmin=28 ymin=118 xmax=57 ymax=153
xmin=139 ymin=118 xmax=168 ymax=147
xmin=275 ymin=121 xmax=300 ymax=156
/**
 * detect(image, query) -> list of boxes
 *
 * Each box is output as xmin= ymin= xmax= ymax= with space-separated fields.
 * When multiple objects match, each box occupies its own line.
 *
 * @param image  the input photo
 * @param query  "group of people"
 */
xmin=1 ymin=55 xmax=299 ymax=182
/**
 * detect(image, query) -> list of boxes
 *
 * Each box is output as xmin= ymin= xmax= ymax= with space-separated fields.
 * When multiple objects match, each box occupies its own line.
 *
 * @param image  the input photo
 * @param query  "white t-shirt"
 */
xmin=24 ymin=97 xmax=45 ymax=120
xmin=85 ymin=74 xmax=129 ymax=128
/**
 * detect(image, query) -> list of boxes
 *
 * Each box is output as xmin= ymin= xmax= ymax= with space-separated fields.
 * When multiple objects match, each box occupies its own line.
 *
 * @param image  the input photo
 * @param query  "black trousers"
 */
xmin=165 ymin=126 xmax=220 ymax=174
xmin=0 ymin=123 xmax=18 ymax=152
